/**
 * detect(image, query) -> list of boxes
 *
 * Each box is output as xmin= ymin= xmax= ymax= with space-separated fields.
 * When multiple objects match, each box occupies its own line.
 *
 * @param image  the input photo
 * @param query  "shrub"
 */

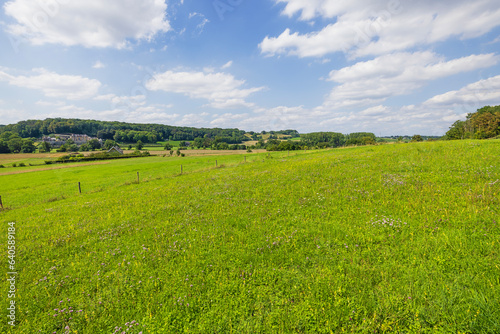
xmin=19 ymin=163 xmax=26 ymax=167
xmin=12 ymin=163 xmax=17 ymax=167
xmin=0 ymin=165 xmax=4 ymax=168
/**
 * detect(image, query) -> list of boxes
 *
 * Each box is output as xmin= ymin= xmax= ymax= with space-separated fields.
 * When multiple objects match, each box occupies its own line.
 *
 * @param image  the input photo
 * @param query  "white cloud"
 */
xmin=146 ymin=69 xmax=264 ymax=109
xmin=188 ymin=12 xmax=209 ymax=35
xmin=221 ymin=61 xmax=233 ymax=70
xmin=4 ymin=0 xmax=171 ymax=48
xmin=0 ymin=68 xmax=101 ymax=100
xmin=263 ymin=0 xmax=500 ymax=58
xmin=92 ymin=61 xmax=106 ymax=69
xmin=424 ymin=75 xmax=500 ymax=108
xmin=323 ymin=52 xmax=499 ymax=108
xmin=0 ymin=107 xmax=30 ymax=124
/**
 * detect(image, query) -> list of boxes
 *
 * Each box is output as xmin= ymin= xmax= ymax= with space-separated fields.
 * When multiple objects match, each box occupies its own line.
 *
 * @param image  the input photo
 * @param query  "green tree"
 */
xmin=39 ymin=141 xmax=52 ymax=153
xmin=164 ymin=142 xmax=173 ymax=150
xmin=445 ymin=120 xmax=466 ymax=140
xmin=20 ymin=139 xmax=36 ymax=153
xmin=103 ymin=140 xmax=117 ymax=150
xmin=135 ymin=140 xmax=144 ymax=150
xmin=7 ymin=137 xmax=23 ymax=153
xmin=88 ymin=139 xmax=101 ymax=150
xmin=411 ymin=135 xmax=423 ymax=142
xmin=0 ymin=131 xmax=17 ymax=141
xmin=0 ymin=141 xmax=10 ymax=153
xmin=79 ymin=143 xmax=90 ymax=152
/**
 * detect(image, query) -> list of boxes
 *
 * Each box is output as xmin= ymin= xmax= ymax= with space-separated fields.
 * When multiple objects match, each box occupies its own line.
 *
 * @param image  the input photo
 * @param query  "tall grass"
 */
xmin=1 ymin=140 xmax=499 ymax=333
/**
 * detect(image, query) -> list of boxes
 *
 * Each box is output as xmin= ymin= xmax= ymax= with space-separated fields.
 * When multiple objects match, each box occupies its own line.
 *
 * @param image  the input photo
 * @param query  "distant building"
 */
xmin=42 ymin=134 xmax=101 ymax=147
xmin=107 ymin=146 xmax=123 ymax=155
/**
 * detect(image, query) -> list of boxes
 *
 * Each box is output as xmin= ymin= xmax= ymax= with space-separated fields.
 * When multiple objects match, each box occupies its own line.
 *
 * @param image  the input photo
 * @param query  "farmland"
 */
xmin=1 ymin=140 xmax=499 ymax=333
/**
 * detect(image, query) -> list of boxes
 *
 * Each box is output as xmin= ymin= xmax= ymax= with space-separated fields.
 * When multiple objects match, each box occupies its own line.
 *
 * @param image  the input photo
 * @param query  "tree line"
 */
xmin=0 ymin=118 xmax=249 ymax=143
xmin=0 ymin=132 xmax=36 ymax=153
xmin=446 ymin=105 xmax=500 ymax=140
xmin=262 ymin=132 xmax=377 ymax=151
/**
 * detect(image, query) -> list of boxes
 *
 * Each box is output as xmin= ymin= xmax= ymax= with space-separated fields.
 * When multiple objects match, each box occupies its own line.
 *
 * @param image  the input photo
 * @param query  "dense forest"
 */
xmin=0 ymin=118 xmax=249 ymax=143
xmin=298 ymin=132 xmax=376 ymax=149
xmin=446 ymin=105 xmax=500 ymax=140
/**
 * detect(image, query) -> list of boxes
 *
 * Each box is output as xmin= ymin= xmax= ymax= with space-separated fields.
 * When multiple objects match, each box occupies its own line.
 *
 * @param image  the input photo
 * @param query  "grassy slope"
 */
xmin=1 ymin=141 xmax=499 ymax=333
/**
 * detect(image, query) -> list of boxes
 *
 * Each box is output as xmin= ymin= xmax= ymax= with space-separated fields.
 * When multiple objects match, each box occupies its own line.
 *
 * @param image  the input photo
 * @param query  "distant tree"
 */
xmin=103 ymin=140 xmax=117 ymax=150
xmin=164 ymin=142 xmax=173 ymax=150
xmin=20 ymin=139 xmax=36 ymax=153
xmin=88 ymin=139 xmax=101 ymax=150
xmin=0 ymin=141 xmax=10 ymax=153
xmin=192 ymin=138 xmax=203 ymax=149
xmin=79 ymin=143 xmax=90 ymax=152
xmin=411 ymin=135 xmax=424 ymax=142
xmin=445 ymin=120 xmax=466 ymax=140
xmin=39 ymin=141 xmax=52 ymax=153
xmin=256 ymin=139 xmax=265 ymax=149
xmin=176 ymin=149 xmax=181 ymax=157
xmin=67 ymin=144 xmax=79 ymax=152
xmin=7 ymin=138 xmax=23 ymax=153
xmin=0 ymin=131 xmax=17 ymax=141
xmin=135 ymin=140 xmax=144 ymax=150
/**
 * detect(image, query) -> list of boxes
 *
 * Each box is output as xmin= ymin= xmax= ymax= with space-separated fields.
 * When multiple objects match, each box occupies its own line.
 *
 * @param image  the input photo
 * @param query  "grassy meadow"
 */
xmin=1 ymin=140 xmax=499 ymax=333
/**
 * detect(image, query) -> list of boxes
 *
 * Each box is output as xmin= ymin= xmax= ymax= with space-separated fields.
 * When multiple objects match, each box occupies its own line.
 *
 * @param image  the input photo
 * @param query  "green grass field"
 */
xmin=1 ymin=141 xmax=499 ymax=333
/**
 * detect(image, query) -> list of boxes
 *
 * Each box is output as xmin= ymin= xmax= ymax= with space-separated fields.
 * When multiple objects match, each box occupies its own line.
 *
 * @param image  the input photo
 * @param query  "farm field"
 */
xmin=1 ymin=140 xmax=499 ymax=333
xmin=0 ymin=149 xmax=269 ymax=176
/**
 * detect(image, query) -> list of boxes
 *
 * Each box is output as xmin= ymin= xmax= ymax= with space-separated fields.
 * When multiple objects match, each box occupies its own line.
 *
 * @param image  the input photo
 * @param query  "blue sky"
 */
xmin=1 ymin=0 xmax=500 ymax=135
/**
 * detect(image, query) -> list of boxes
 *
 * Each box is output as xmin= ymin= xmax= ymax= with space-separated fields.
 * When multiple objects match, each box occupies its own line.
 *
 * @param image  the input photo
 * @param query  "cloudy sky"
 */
xmin=1 ymin=0 xmax=500 ymax=135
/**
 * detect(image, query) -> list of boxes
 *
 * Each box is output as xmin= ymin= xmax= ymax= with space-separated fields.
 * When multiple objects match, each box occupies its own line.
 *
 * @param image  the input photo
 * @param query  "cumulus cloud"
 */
xmin=424 ymin=75 xmax=500 ymax=108
xmin=323 ymin=52 xmax=499 ymax=108
xmin=92 ymin=61 xmax=106 ymax=69
xmin=4 ymin=0 xmax=171 ymax=48
xmin=0 ymin=68 xmax=101 ymax=100
xmin=262 ymin=0 xmax=500 ymax=58
xmin=145 ymin=69 xmax=264 ymax=109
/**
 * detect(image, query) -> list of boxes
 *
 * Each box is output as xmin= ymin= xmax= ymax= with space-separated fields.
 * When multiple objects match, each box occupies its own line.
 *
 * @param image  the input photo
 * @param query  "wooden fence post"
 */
xmin=0 ymin=196 xmax=3 ymax=209
xmin=78 ymin=182 xmax=81 ymax=194
xmin=137 ymin=172 xmax=140 ymax=183
xmin=181 ymin=165 xmax=183 ymax=174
